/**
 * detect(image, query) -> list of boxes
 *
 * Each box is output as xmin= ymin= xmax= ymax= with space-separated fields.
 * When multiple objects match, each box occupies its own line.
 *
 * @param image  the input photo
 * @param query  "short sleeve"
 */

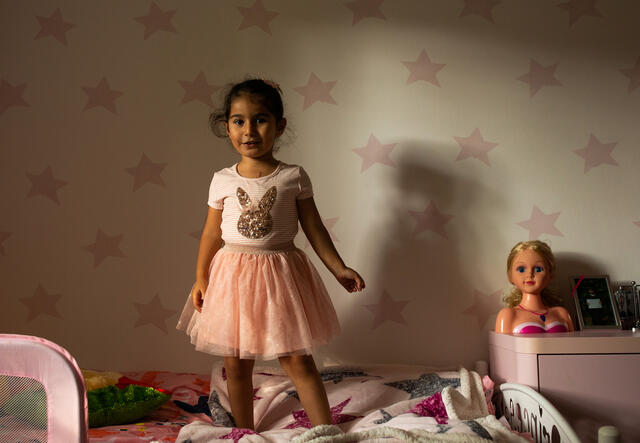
xmin=207 ymin=173 xmax=223 ymax=209
xmin=297 ymin=167 xmax=314 ymax=200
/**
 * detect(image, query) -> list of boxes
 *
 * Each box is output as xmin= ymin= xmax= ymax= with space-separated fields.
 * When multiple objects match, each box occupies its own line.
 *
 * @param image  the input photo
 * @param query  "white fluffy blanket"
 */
xmin=176 ymin=365 xmax=526 ymax=442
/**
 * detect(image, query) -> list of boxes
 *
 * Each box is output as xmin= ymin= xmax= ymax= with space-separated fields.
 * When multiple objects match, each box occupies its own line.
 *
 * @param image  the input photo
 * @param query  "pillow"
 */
xmin=87 ymin=384 xmax=170 ymax=427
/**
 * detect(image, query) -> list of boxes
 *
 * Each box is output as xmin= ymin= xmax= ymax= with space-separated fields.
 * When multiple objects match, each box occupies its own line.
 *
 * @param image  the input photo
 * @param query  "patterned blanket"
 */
xmin=177 ymin=365 xmax=527 ymax=442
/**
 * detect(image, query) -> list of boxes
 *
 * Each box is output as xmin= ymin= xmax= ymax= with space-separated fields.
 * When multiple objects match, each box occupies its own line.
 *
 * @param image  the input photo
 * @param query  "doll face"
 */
xmin=225 ymin=94 xmax=286 ymax=161
xmin=508 ymin=249 xmax=551 ymax=295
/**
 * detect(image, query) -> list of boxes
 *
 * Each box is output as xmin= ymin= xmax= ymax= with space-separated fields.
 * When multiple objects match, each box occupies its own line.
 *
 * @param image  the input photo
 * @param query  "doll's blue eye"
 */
xmin=535 ymin=266 xmax=543 ymax=273
xmin=516 ymin=266 xmax=525 ymax=273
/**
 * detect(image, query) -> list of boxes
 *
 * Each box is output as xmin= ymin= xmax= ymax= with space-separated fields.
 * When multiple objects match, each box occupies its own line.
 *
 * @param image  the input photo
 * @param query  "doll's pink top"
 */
xmin=208 ymin=162 xmax=313 ymax=249
xmin=512 ymin=321 xmax=568 ymax=334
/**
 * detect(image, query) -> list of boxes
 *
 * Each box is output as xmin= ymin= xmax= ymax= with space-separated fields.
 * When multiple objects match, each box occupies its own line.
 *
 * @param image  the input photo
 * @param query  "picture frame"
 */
xmin=570 ymin=275 xmax=621 ymax=330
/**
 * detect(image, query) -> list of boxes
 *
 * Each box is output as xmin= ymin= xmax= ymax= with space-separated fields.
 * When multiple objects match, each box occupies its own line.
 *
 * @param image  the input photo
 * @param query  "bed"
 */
xmin=1 ymin=334 xmax=584 ymax=442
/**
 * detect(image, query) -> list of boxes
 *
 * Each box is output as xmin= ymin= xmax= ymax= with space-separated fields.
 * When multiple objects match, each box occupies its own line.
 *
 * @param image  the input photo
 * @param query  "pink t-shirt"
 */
xmin=208 ymin=162 xmax=313 ymax=248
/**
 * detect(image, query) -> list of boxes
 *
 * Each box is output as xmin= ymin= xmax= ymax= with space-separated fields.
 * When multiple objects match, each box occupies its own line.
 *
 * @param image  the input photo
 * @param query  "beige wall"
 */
xmin=1 ymin=0 xmax=639 ymax=373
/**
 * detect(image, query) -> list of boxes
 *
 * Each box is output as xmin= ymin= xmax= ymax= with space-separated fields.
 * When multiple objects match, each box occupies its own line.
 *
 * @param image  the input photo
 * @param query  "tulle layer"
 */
xmin=176 ymin=245 xmax=341 ymax=360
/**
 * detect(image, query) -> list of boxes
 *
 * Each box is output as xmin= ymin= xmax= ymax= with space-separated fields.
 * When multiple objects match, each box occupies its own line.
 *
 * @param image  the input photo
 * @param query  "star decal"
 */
xmin=293 ymin=73 xmax=337 ymax=110
xmin=179 ymin=71 xmax=220 ymax=107
xmin=345 ymin=0 xmax=386 ymax=25
xmin=517 ymin=205 xmax=563 ymax=240
xmin=82 ymin=78 xmax=123 ymax=114
xmin=635 ymin=221 xmax=640 ymax=228
xmin=133 ymin=294 xmax=177 ymax=333
xmin=364 ymin=291 xmax=410 ymax=329
xmin=573 ymin=133 xmax=618 ymax=173
xmin=35 ymin=8 xmax=75 ymax=46
xmin=26 ymin=166 xmax=67 ymax=204
xmin=125 ymin=153 xmax=167 ymax=191
xmin=0 ymin=232 xmax=10 ymax=255
xmin=517 ymin=59 xmax=562 ymax=97
xmin=459 ymin=0 xmax=501 ymax=23
xmin=557 ymin=0 xmax=602 ymax=26
xmin=402 ymin=49 xmax=445 ymax=86
xmin=453 ymin=128 xmax=498 ymax=166
xmin=220 ymin=427 xmax=257 ymax=442
xmin=1 ymin=80 xmax=29 ymax=115
xmin=620 ymin=57 xmax=640 ymax=93
xmin=285 ymin=397 xmax=360 ymax=429
xmin=20 ymin=284 xmax=63 ymax=322
xmin=386 ymin=373 xmax=460 ymax=399
xmin=237 ymin=0 xmax=279 ymax=34
xmin=83 ymin=229 xmax=126 ymax=267
xmin=353 ymin=134 xmax=397 ymax=172
xmin=409 ymin=201 xmax=453 ymax=239
xmin=319 ymin=368 xmax=371 ymax=384
xmin=134 ymin=2 xmax=177 ymax=39
xmin=462 ymin=289 xmax=502 ymax=329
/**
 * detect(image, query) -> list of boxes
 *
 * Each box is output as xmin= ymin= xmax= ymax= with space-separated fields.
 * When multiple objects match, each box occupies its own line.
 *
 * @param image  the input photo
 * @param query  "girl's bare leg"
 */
xmin=224 ymin=357 xmax=255 ymax=429
xmin=279 ymin=354 xmax=331 ymax=426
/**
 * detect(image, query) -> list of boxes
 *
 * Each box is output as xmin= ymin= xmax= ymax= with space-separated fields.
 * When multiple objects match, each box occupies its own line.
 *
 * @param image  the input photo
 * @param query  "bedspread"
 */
xmin=178 ymin=364 xmax=527 ymax=442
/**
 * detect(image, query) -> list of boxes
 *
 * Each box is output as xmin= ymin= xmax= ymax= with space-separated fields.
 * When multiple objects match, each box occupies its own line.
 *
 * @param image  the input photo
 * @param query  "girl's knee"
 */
xmin=279 ymin=355 xmax=319 ymax=379
xmin=224 ymin=357 xmax=254 ymax=380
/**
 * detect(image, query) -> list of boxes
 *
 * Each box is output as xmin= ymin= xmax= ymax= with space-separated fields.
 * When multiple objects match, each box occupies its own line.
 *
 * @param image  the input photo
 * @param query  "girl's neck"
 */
xmin=237 ymin=155 xmax=279 ymax=178
xmin=519 ymin=293 xmax=547 ymax=312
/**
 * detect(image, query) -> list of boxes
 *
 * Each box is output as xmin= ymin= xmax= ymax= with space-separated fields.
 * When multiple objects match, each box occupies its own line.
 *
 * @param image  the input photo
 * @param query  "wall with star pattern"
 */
xmin=1 ymin=0 xmax=639 ymax=373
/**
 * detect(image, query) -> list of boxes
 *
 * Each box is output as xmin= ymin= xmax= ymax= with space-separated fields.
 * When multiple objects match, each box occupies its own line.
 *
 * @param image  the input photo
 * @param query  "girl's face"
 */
xmin=508 ymin=249 xmax=551 ymax=296
xmin=225 ymin=94 xmax=286 ymax=161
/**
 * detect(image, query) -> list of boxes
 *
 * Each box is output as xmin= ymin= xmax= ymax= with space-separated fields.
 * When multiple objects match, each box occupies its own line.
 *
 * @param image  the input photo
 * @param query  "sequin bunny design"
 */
xmin=236 ymin=186 xmax=277 ymax=239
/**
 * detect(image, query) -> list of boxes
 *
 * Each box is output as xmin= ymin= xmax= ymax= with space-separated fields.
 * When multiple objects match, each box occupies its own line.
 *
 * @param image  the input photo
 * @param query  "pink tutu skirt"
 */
xmin=176 ymin=243 xmax=341 ymax=360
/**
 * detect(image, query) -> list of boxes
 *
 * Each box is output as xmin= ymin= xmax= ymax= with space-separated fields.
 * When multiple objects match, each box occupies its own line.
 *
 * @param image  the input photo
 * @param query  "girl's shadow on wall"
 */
xmin=333 ymin=141 xmax=507 ymax=367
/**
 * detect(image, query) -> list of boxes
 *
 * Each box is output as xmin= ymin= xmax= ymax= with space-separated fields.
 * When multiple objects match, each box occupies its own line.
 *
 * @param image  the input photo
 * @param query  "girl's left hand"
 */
xmin=335 ymin=267 xmax=365 ymax=293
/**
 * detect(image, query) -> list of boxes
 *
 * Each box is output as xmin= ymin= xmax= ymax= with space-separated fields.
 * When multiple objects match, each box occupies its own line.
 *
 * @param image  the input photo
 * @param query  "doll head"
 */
xmin=503 ymin=240 xmax=562 ymax=308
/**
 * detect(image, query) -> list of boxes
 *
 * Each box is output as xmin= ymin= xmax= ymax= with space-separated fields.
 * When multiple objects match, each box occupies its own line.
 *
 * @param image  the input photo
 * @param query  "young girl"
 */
xmin=495 ymin=240 xmax=574 ymax=334
xmin=176 ymin=79 xmax=365 ymax=430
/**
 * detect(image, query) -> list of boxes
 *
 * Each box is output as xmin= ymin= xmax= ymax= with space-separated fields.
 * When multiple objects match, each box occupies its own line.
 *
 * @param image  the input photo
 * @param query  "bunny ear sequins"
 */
xmin=237 ymin=187 xmax=251 ymax=209
xmin=259 ymin=186 xmax=277 ymax=211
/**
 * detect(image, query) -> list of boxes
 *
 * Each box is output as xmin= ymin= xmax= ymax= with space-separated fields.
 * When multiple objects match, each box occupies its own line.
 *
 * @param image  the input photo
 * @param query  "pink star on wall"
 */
xmin=125 ymin=153 xmax=167 ymax=191
xmin=20 ymin=284 xmax=63 ymax=322
xmin=27 ymin=166 xmax=67 ymax=205
xmin=237 ymin=0 xmax=279 ymax=34
xmin=179 ymin=71 xmax=220 ymax=107
xmin=293 ymin=73 xmax=337 ymax=110
xmin=634 ymin=221 xmax=640 ymax=228
xmin=134 ymin=2 xmax=177 ymax=39
xmin=573 ymin=133 xmax=618 ymax=173
xmin=133 ymin=294 xmax=176 ymax=333
xmin=345 ymin=0 xmax=386 ymax=25
xmin=409 ymin=201 xmax=453 ymax=239
xmin=402 ymin=50 xmax=445 ymax=86
xmin=220 ymin=428 xmax=257 ymax=442
xmin=0 ymin=232 xmax=10 ymax=255
xmin=517 ymin=206 xmax=563 ymax=240
xmin=620 ymin=56 xmax=640 ymax=93
xmin=364 ymin=291 xmax=410 ymax=329
xmin=453 ymin=128 xmax=498 ymax=166
xmin=352 ymin=134 xmax=397 ymax=172
xmin=1 ymin=80 xmax=29 ymax=114
xmin=82 ymin=78 xmax=123 ymax=114
xmin=459 ymin=0 xmax=501 ymax=23
xmin=35 ymin=8 xmax=75 ymax=46
xmin=83 ymin=229 xmax=126 ymax=267
xmin=463 ymin=289 xmax=502 ymax=329
xmin=26 ymin=166 xmax=67 ymax=204
xmin=285 ymin=397 xmax=360 ymax=428
xmin=517 ymin=59 xmax=562 ymax=97
xmin=557 ymin=0 xmax=602 ymax=26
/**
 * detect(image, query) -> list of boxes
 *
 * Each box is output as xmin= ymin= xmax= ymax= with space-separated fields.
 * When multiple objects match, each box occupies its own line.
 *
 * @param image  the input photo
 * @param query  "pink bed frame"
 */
xmin=0 ymin=334 xmax=88 ymax=442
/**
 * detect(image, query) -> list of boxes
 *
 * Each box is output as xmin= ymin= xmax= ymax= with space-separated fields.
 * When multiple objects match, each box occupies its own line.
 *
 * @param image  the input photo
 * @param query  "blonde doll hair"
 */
xmin=503 ymin=240 xmax=563 ymax=308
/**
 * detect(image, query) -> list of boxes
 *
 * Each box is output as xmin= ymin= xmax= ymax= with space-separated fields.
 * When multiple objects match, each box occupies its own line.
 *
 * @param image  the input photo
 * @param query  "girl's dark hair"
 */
xmin=209 ymin=78 xmax=284 ymax=137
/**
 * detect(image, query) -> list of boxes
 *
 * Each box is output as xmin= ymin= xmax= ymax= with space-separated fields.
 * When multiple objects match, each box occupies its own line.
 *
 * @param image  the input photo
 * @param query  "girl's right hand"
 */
xmin=191 ymin=279 xmax=208 ymax=312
